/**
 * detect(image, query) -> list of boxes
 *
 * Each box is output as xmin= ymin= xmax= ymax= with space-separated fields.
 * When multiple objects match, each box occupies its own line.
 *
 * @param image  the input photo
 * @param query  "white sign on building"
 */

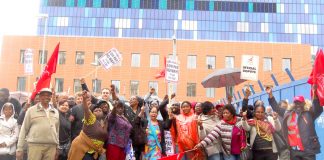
xmin=240 ymin=55 xmax=259 ymax=81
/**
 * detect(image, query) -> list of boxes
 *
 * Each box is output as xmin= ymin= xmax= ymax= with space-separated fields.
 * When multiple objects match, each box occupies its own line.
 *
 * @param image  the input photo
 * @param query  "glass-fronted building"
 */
xmin=38 ymin=0 xmax=323 ymax=54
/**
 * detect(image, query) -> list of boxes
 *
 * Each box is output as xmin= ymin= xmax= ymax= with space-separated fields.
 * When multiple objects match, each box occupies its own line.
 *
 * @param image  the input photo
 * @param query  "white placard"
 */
xmin=240 ymin=55 xmax=259 ymax=81
xmin=98 ymin=48 xmax=122 ymax=70
xmin=166 ymin=58 xmax=179 ymax=82
xmin=164 ymin=131 xmax=175 ymax=156
xmin=24 ymin=49 xmax=33 ymax=75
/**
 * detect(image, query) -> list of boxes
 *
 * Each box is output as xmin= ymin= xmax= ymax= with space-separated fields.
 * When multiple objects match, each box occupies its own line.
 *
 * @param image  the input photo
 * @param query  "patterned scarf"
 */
xmin=254 ymin=119 xmax=275 ymax=141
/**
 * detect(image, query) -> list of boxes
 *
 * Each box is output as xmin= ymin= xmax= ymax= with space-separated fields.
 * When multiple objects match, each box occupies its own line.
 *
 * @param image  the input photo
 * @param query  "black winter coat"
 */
xmin=269 ymin=97 xmax=322 ymax=154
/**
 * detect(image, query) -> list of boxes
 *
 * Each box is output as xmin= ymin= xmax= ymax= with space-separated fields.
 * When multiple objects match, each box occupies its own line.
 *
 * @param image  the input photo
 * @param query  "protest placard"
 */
xmin=24 ymin=49 xmax=34 ymax=75
xmin=165 ymin=58 xmax=179 ymax=82
xmin=98 ymin=48 xmax=122 ymax=70
xmin=164 ymin=131 xmax=175 ymax=156
xmin=240 ymin=55 xmax=259 ymax=81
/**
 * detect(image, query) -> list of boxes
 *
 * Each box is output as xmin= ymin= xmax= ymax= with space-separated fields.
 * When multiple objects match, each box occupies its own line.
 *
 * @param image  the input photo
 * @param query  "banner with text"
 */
xmin=240 ymin=55 xmax=259 ymax=81
xmin=166 ymin=58 xmax=179 ymax=82
xmin=24 ymin=49 xmax=34 ymax=75
xmin=164 ymin=131 xmax=175 ymax=156
xmin=98 ymin=48 xmax=122 ymax=70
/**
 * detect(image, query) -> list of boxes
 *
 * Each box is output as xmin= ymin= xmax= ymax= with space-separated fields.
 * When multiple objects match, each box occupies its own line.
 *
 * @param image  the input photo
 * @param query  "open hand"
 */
xmin=194 ymin=144 xmax=202 ymax=150
xmin=244 ymin=88 xmax=251 ymax=98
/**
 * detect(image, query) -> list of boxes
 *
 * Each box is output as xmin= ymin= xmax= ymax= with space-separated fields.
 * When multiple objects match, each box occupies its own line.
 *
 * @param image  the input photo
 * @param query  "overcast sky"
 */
xmin=0 ymin=0 xmax=40 ymax=58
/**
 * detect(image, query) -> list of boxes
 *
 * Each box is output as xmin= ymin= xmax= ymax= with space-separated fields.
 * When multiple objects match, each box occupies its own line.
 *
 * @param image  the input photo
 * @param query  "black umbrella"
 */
xmin=201 ymin=68 xmax=246 ymax=88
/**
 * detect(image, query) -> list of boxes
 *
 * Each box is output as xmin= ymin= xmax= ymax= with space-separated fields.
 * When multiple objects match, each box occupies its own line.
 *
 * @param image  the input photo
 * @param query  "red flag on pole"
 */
xmin=308 ymin=49 xmax=324 ymax=106
xmin=30 ymin=42 xmax=60 ymax=100
xmin=158 ymin=152 xmax=184 ymax=160
xmin=155 ymin=56 xmax=166 ymax=79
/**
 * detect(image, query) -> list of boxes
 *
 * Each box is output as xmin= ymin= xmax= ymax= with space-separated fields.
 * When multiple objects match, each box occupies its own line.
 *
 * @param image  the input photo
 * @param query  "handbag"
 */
xmin=130 ymin=117 xmax=147 ymax=146
xmin=273 ymin=131 xmax=288 ymax=151
xmin=240 ymin=145 xmax=252 ymax=160
xmin=240 ymin=129 xmax=252 ymax=160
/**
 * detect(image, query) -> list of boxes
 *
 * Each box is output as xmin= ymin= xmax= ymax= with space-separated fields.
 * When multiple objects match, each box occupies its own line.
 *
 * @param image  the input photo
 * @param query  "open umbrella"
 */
xmin=201 ymin=68 xmax=246 ymax=88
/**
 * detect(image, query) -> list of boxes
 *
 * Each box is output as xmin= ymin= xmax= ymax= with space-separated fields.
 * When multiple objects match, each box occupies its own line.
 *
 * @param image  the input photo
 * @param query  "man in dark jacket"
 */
xmin=0 ymin=88 xmax=22 ymax=118
xmin=267 ymin=86 xmax=322 ymax=160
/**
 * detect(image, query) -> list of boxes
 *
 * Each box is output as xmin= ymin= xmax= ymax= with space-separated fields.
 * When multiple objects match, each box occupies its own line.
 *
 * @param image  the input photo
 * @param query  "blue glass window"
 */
xmin=93 ymin=0 xmax=101 ymax=7
xmin=159 ymin=0 xmax=167 ymax=9
xmin=120 ymin=0 xmax=128 ymax=8
xmin=66 ymin=0 xmax=74 ymax=6
xmin=186 ymin=0 xmax=194 ymax=11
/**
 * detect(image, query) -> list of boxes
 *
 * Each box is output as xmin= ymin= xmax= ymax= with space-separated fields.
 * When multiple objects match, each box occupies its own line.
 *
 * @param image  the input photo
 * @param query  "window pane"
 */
xmin=55 ymin=78 xmax=64 ymax=93
xmin=111 ymin=80 xmax=120 ymax=94
xmin=74 ymin=79 xmax=82 ymax=93
xmin=17 ymin=77 xmax=26 ymax=91
xmin=20 ymin=49 xmax=25 ymax=64
xmin=58 ymin=51 xmax=66 ymax=64
xmin=282 ymin=58 xmax=291 ymax=71
xmin=131 ymin=53 xmax=141 ymax=67
xmin=92 ymin=79 xmax=102 ymax=93
xmin=150 ymin=54 xmax=159 ymax=67
xmin=76 ymin=51 xmax=85 ymax=65
xmin=263 ymin=57 xmax=272 ymax=71
xmin=94 ymin=52 xmax=103 ymax=65
xmin=206 ymin=88 xmax=215 ymax=98
xmin=148 ymin=81 xmax=158 ymax=94
xmin=115 ymin=53 xmax=122 ymax=66
xmin=225 ymin=56 xmax=234 ymax=68
xmin=39 ymin=50 xmax=48 ymax=64
xmin=130 ymin=81 xmax=139 ymax=95
xmin=187 ymin=83 xmax=196 ymax=97
xmin=187 ymin=55 xmax=196 ymax=69
xmin=206 ymin=56 xmax=216 ymax=69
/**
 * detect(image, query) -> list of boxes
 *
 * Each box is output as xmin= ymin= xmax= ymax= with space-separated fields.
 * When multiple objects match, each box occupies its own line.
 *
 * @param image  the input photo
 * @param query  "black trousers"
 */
xmin=0 ymin=154 xmax=15 ymax=160
xmin=252 ymin=149 xmax=278 ymax=160
xmin=290 ymin=150 xmax=316 ymax=160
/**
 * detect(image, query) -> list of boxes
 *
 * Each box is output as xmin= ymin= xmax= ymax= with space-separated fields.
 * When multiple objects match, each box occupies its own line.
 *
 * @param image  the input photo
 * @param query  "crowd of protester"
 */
xmin=0 ymin=79 xmax=322 ymax=160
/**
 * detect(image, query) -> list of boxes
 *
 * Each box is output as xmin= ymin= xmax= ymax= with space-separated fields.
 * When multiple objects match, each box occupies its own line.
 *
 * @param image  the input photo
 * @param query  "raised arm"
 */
xmin=82 ymin=91 xmax=92 ymax=121
xmin=159 ymin=95 xmax=171 ymax=120
xmin=241 ymin=111 xmax=252 ymax=131
xmin=195 ymin=124 xmax=221 ymax=149
xmin=266 ymin=87 xmax=286 ymax=117
xmin=242 ymin=88 xmax=251 ymax=112
xmin=110 ymin=84 xmax=119 ymax=101
xmin=310 ymin=85 xmax=323 ymax=120
xmin=81 ymin=78 xmax=98 ymax=105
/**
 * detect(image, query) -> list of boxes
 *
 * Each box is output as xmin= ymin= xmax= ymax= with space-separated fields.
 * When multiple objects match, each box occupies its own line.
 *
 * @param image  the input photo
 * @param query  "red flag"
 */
xmin=30 ymin=42 xmax=60 ymax=100
xmin=155 ymin=56 xmax=166 ymax=79
xmin=308 ymin=49 xmax=324 ymax=106
xmin=158 ymin=152 xmax=184 ymax=160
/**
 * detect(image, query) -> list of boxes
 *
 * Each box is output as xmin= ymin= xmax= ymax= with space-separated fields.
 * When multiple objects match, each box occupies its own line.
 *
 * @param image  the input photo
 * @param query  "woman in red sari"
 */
xmin=167 ymin=101 xmax=205 ymax=160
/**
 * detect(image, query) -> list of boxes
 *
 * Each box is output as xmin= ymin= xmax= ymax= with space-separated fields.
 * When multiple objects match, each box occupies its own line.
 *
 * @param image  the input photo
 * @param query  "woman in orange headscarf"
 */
xmin=167 ymin=101 xmax=205 ymax=160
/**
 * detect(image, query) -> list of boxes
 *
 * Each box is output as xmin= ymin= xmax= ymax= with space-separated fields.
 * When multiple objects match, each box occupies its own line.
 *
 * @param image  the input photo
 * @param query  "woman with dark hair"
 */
xmin=197 ymin=101 xmax=222 ymax=160
xmin=195 ymin=104 xmax=245 ymax=160
xmin=143 ymin=105 xmax=170 ymax=159
xmin=94 ymin=100 xmax=110 ymax=119
xmin=57 ymin=100 xmax=71 ymax=160
xmin=68 ymin=91 xmax=107 ymax=160
xmin=242 ymin=103 xmax=281 ymax=160
xmin=106 ymin=100 xmax=132 ymax=160
xmin=167 ymin=101 xmax=205 ymax=160
xmin=194 ymin=102 xmax=202 ymax=116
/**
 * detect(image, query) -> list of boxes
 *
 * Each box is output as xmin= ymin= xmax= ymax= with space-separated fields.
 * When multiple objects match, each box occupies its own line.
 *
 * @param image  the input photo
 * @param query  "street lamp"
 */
xmin=37 ymin=14 xmax=48 ymax=72
xmin=172 ymin=35 xmax=176 ymax=60
xmin=90 ymin=62 xmax=101 ymax=93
